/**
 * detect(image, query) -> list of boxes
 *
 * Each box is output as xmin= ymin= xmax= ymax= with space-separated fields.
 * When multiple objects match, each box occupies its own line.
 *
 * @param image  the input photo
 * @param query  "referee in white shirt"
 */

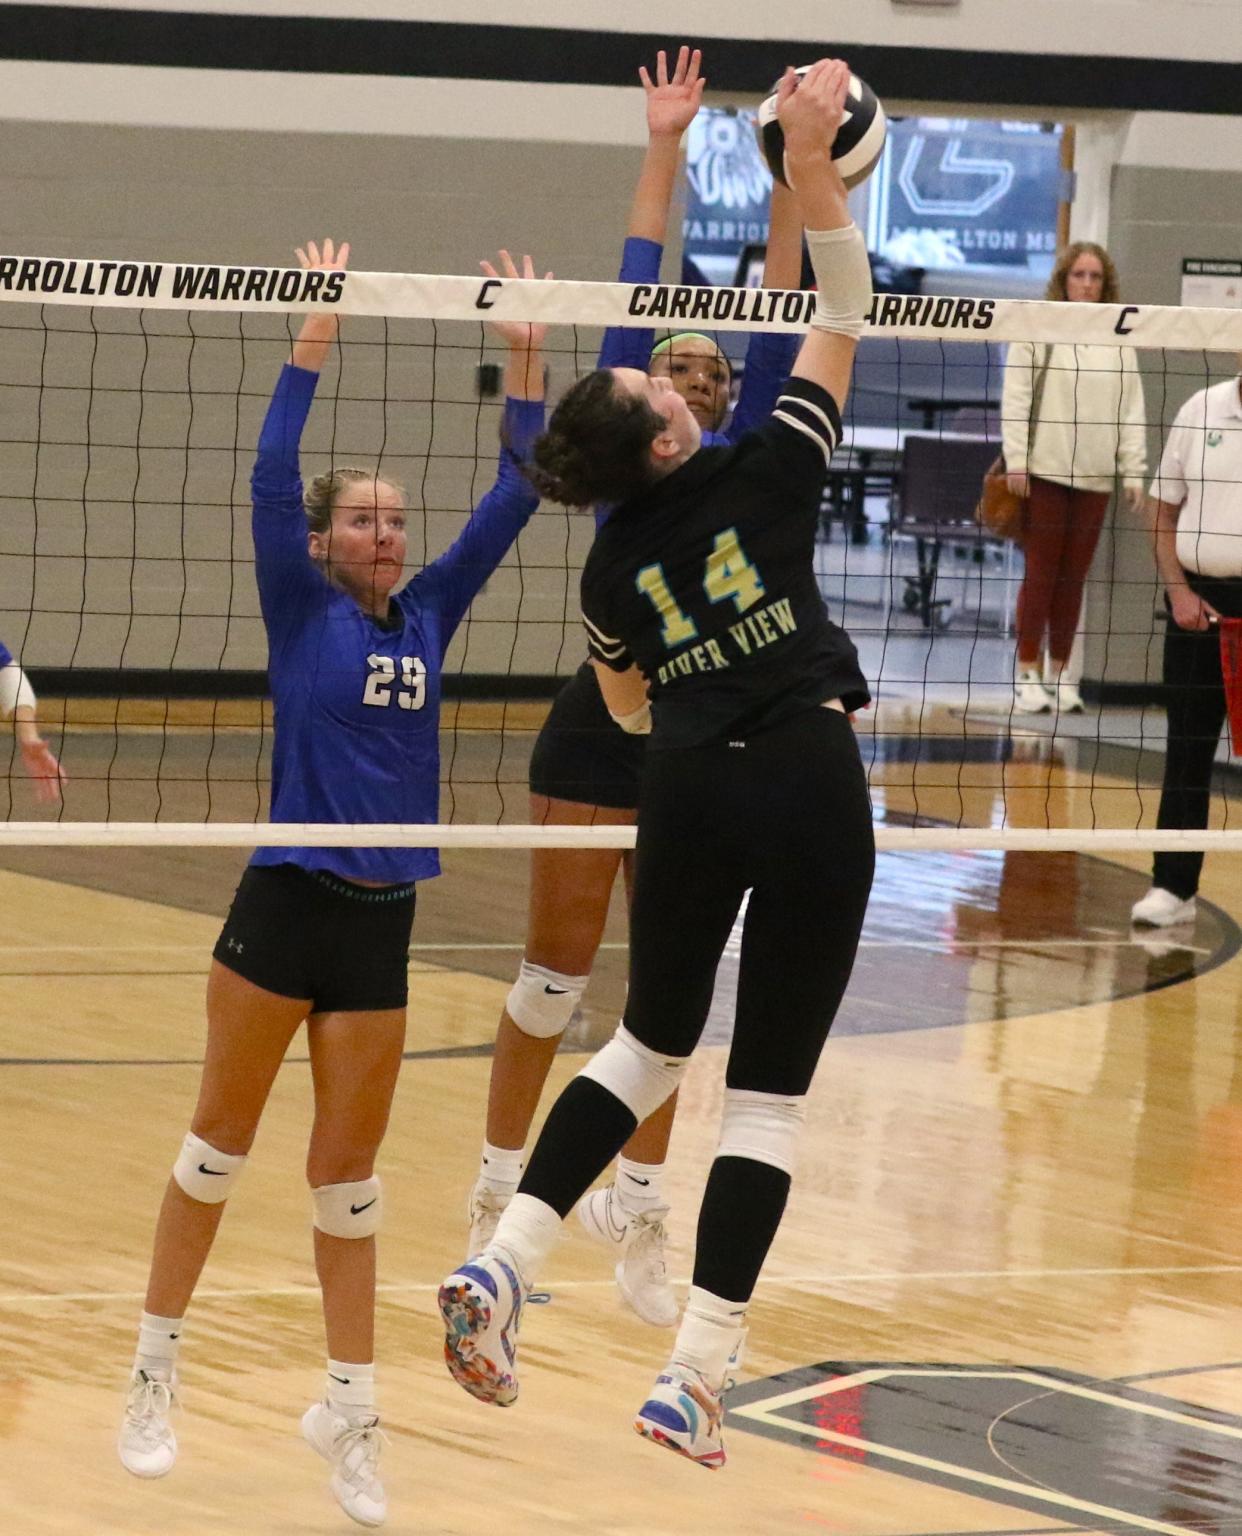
xmin=1132 ymin=358 xmax=1242 ymax=927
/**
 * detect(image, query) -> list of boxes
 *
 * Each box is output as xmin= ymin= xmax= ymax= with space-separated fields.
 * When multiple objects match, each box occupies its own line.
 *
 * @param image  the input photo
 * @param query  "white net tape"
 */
xmin=3 ymin=255 xmax=1241 ymax=850
xmin=3 ymin=253 xmax=1242 ymax=346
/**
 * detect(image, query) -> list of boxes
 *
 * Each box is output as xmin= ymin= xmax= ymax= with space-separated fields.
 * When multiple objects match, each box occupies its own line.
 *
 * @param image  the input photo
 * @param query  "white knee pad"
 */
xmin=717 ymin=1089 xmax=807 ymax=1176
xmin=506 ymin=960 xmax=588 ymax=1039
xmin=172 ymin=1131 xmax=247 ymax=1204
xmin=578 ymin=1024 xmax=690 ymax=1122
xmin=312 ymin=1176 xmax=382 ymax=1239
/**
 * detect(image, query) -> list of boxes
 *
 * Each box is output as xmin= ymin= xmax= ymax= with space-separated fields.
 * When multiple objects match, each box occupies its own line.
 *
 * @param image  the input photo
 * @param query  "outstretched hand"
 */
xmin=19 ymin=735 xmax=66 ymax=803
xmin=479 ymin=251 xmax=552 ymax=352
xmin=295 ymin=238 xmax=351 ymax=272
xmin=776 ymin=58 xmax=850 ymax=160
xmin=289 ymin=238 xmax=351 ymax=368
xmin=640 ymin=46 xmax=705 ymax=140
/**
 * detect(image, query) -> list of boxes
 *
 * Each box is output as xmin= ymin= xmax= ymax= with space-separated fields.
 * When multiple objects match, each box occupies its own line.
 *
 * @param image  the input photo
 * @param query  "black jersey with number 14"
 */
xmin=581 ymin=377 xmax=871 ymax=750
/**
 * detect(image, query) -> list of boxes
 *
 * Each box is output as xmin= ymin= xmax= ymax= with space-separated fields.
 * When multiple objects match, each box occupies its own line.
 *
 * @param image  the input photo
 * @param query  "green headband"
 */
xmin=648 ymin=332 xmax=733 ymax=375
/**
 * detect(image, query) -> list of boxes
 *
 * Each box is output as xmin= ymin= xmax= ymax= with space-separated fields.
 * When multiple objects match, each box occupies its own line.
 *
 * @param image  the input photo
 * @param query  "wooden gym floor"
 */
xmin=1 ymin=699 xmax=1241 ymax=1535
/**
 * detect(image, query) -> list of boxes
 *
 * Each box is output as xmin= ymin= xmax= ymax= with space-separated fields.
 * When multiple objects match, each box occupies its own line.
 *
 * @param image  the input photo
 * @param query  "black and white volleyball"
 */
xmin=756 ymin=67 xmax=887 ymax=190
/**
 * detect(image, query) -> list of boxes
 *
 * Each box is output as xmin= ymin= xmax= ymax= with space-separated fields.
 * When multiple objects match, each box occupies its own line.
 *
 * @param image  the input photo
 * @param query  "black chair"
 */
xmin=889 ymin=434 xmax=1011 ymax=629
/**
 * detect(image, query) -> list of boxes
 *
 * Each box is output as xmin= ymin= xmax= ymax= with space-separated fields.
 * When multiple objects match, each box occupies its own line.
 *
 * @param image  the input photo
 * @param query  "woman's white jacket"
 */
xmin=1001 ymin=340 xmax=1147 ymax=494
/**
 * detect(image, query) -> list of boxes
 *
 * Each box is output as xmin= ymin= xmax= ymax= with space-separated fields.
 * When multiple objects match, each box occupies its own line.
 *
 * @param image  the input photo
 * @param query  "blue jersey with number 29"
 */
xmin=250 ymin=363 xmax=542 ymax=884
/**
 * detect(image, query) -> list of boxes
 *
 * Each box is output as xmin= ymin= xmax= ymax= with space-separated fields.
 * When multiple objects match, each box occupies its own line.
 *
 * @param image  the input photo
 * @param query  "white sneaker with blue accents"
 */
xmin=634 ymin=1361 xmax=726 ymax=1469
xmin=438 ymin=1251 xmax=526 ymax=1407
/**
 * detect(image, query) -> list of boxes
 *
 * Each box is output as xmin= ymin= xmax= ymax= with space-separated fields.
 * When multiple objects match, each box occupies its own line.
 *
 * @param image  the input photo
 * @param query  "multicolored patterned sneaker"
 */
xmin=634 ymin=1362 xmax=726 ymax=1469
xmin=438 ymin=1252 xmax=526 ymax=1407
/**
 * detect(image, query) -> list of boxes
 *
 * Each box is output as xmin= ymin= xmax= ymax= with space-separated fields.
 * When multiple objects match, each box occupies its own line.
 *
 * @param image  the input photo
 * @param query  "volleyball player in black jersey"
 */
xmin=440 ymin=60 xmax=875 ymax=1470
xmin=468 ymin=48 xmax=803 ymax=1330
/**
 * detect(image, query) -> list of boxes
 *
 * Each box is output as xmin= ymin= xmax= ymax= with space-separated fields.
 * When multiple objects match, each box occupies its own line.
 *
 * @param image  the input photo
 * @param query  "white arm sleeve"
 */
xmin=0 ymin=662 xmax=36 ymax=718
xmin=805 ymin=224 xmax=872 ymax=341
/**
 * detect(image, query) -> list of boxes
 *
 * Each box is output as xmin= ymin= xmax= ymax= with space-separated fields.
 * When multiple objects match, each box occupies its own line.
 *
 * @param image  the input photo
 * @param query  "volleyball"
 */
xmin=756 ymin=66 xmax=887 ymax=190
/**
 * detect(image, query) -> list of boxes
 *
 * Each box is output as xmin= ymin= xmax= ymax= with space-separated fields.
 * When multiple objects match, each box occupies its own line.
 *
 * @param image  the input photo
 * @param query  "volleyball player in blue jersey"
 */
xmin=0 ymin=639 xmax=66 ymax=802
xmin=118 ymin=240 xmax=548 ymax=1527
xmin=442 ymin=61 xmax=874 ymax=1471
xmin=468 ymin=48 xmax=803 ymax=1329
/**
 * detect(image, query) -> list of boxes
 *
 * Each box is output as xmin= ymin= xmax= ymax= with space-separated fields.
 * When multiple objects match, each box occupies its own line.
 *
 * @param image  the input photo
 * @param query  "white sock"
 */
xmin=134 ymin=1311 xmax=184 ymax=1377
xmin=488 ymin=1192 xmax=563 ymax=1289
xmin=326 ymin=1359 xmax=376 ymax=1420
xmin=672 ymin=1286 xmax=747 ymax=1389
xmin=614 ymin=1156 xmax=666 ymax=1215
xmin=479 ymin=1140 xmax=524 ymax=1196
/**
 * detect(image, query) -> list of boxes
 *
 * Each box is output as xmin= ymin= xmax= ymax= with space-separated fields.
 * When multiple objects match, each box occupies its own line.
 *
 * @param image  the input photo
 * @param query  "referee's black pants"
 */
xmin=521 ymin=705 xmax=875 ymax=1304
xmin=1152 ymin=576 xmax=1242 ymax=900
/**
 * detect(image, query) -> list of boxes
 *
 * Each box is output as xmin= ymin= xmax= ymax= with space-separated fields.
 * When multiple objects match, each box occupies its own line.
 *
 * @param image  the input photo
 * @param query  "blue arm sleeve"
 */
xmin=596 ymin=237 xmax=662 ymax=371
xmin=413 ymin=397 xmax=544 ymax=650
xmin=726 ymin=331 xmax=801 ymax=443
xmin=0 ymin=639 xmax=12 ymax=670
xmin=251 ymin=364 xmax=327 ymax=632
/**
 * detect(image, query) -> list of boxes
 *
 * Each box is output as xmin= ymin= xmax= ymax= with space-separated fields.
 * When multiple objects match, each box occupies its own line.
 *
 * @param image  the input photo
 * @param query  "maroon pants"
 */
xmin=1016 ymin=476 xmax=1110 ymax=665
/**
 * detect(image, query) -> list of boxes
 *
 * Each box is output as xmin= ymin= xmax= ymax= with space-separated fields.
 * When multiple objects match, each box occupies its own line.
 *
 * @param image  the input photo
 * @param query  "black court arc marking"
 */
xmin=728 ymin=1362 xmax=1242 ymax=1535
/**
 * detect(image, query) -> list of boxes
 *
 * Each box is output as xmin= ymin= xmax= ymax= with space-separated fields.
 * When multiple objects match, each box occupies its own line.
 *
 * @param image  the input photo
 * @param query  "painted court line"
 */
xmin=731 ymin=1367 xmax=1239 ymax=1536
xmin=2 ymin=1261 xmax=1240 ymax=1308
xmin=0 ymin=936 xmax=1209 ymax=955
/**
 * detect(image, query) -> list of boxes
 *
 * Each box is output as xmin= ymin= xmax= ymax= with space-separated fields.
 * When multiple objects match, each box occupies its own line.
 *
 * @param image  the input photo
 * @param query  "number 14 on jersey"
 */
xmin=636 ymin=528 xmax=765 ymax=648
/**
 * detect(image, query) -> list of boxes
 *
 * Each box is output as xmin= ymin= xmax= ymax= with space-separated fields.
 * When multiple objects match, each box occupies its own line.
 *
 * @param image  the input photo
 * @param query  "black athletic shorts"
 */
xmin=213 ymin=863 xmax=417 ymax=1013
xmin=625 ymin=704 xmax=875 ymax=1097
xmin=528 ymin=662 xmax=647 ymax=810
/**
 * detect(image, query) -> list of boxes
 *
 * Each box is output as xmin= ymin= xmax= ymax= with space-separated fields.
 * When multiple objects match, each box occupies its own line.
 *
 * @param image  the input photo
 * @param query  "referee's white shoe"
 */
xmin=118 ymin=1368 xmax=178 ymax=1478
xmin=577 ymin=1186 xmax=678 ymax=1327
xmin=302 ymin=1401 xmax=387 ymax=1528
xmin=438 ymin=1251 xmax=526 ymax=1407
xmin=1130 ymin=887 xmax=1197 ymax=928
xmin=634 ymin=1362 xmax=726 ymax=1469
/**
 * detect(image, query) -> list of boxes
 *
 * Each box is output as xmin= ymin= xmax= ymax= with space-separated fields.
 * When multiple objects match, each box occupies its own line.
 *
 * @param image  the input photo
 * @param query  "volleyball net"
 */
xmin=2 ymin=255 xmax=1241 ymax=851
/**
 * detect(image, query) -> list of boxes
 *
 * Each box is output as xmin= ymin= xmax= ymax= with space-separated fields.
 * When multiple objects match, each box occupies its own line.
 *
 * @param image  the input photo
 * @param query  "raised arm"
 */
xmin=415 ymin=252 xmax=548 ymax=644
xmin=728 ymin=180 xmax=803 ymax=441
xmin=780 ymin=62 xmax=873 ymax=415
xmin=1 ymin=647 xmax=66 ymax=803
xmin=598 ymin=47 xmax=705 ymax=372
xmin=250 ymin=237 xmax=347 ymax=626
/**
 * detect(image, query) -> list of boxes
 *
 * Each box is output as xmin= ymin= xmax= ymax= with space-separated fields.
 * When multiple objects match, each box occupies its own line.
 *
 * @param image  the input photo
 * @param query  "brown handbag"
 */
xmin=977 ymin=455 xmax=1026 ymax=542
xmin=976 ymin=346 xmax=1052 ymax=545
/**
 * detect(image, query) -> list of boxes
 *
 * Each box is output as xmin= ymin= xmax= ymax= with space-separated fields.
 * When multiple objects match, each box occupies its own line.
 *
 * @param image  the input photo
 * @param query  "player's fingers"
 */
xmin=521 ymin=253 xmax=536 ymax=280
xmin=295 ymin=246 xmax=310 ymax=270
xmin=479 ymin=259 xmax=499 ymax=278
xmin=638 ymin=65 xmax=653 ymax=92
xmin=655 ymin=49 xmax=668 ymax=88
xmin=671 ymin=45 xmax=689 ymax=84
xmin=336 ymin=241 xmax=351 ymax=269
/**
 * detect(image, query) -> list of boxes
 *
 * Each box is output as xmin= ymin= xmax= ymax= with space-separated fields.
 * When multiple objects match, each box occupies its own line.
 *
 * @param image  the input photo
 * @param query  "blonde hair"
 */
xmin=303 ymin=468 xmax=404 ymax=535
xmin=1046 ymin=242 xmax=1120 ymax=305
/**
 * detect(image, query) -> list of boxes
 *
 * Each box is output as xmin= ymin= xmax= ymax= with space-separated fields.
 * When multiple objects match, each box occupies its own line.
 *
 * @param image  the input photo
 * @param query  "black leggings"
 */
xmin=624 ymin=706 xmax=874 ymax=1093
xmin=1152 ymin=576 xmax=1242 ymax=900
xmin=520 ymin=707 xmax=875 ymax=1302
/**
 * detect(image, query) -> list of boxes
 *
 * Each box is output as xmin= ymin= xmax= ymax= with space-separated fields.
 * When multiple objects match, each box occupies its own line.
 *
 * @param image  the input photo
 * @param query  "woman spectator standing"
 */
xmin=1002 ymin=242 xmax=1147 ymax=713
